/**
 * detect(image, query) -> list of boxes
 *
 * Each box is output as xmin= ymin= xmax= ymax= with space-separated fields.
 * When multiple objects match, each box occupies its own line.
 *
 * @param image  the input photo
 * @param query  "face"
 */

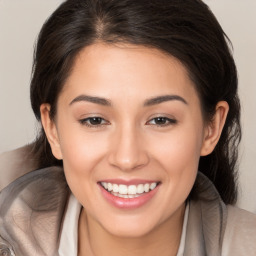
xmin=41 ymin=43 xmax=225 ymax=238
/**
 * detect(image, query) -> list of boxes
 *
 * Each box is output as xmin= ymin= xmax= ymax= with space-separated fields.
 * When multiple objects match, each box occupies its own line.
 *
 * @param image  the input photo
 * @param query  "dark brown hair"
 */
xmin=30 ymin=0 xmax=241 ymax=204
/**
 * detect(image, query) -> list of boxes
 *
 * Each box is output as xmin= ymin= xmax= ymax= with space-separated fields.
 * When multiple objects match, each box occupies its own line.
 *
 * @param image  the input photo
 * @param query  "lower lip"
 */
xmin=98 ymin=184 xmax=160 ymax=209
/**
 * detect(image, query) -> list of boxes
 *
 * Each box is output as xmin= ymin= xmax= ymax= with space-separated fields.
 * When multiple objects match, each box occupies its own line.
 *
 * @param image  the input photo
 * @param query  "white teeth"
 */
xmin=137 ymin=184 xmax=144 ymax=194
xmin=102 ymin=182 xmax=108 ymax=190
xmin=112 ymin=184 xmax=119 ymax=193
xmin=101 ymin=181 xmax=158 ymax=197
xmin=144 ymin=183 xmax=150 ymax=192
xmin=107 ymin=183 xmax=113 ymax=192
xmin=128 ymin=185 xmax=137 ymax=195
xmin=150 ymin=182 xmax=157 ymax=190
xmin=119 ymin=185 xmax=128 ymax=195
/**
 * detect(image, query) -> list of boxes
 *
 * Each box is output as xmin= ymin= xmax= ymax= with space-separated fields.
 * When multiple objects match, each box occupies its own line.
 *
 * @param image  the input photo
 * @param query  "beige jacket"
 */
xmin=0 ymin=148 xmax=256 ymax=255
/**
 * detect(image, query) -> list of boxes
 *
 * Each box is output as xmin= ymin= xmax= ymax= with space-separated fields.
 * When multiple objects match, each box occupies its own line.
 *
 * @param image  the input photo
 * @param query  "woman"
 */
xmin=0 ymin=0 xmax=255 ymax=255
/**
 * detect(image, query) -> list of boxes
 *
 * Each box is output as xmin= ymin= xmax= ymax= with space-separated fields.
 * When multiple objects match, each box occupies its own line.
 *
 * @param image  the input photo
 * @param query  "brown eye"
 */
xmin=147 ymin=117 xmax=177 ymax=126
xmin=154 ymin=117 xmax=168 ymax=125
xmin=79 ymin=117 xmax=109 ymax=127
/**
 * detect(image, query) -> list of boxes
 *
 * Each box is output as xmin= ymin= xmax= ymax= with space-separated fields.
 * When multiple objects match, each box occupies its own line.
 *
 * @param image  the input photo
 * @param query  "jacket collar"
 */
xmin=0 ymin=167 xmax=69 ymax=256
xmin=184 ymin=172 xmax=227 ymax=256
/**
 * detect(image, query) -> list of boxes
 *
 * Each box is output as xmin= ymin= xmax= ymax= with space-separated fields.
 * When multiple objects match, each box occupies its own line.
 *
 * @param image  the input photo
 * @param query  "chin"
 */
xmin=105 ymin=222 xmax=157 ymax=238
xmin=96 ymin=212 xmax=165 ymax=238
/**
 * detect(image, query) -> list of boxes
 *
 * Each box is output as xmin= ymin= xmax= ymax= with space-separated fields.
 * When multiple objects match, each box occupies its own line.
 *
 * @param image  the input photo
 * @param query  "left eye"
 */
xmin=79 ymin=117 xmax=109 ymax=127
xmin=147 ymin=117 xmax=177 ymax=126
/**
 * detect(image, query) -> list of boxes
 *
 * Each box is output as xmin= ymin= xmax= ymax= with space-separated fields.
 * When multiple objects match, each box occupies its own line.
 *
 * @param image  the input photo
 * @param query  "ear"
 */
xmin=40 ymin=104 xmax=63 ymax=160
xmin=200 ymin=101 xmax=229 ymax=156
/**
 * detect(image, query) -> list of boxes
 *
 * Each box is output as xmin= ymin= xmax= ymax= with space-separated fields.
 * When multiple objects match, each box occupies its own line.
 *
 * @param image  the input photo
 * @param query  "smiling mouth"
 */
xmin=99 ymin=182 xmax=160 ymax=199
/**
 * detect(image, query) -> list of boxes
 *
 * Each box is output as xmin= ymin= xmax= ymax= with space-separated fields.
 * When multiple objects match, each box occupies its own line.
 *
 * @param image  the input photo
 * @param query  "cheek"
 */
xmin=150 ymin=125 xmax=203 ymax=172
xmin=148 ymin=122 xmax=204 ymax=201
xmin=58 ymin=132 xmax=111 ymax=211
xmin=57 ymin=126 xmax=109 ymax=185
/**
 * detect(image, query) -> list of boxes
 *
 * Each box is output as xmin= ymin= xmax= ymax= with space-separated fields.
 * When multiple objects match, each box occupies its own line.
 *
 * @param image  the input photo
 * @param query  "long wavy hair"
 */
xmin=30 ymin=0 xmax=241 ymax=204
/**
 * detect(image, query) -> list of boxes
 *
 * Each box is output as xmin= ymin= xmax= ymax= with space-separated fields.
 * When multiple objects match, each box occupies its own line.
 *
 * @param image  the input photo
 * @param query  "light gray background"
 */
xmin=0 ymin=0 xmax=255 ymax=213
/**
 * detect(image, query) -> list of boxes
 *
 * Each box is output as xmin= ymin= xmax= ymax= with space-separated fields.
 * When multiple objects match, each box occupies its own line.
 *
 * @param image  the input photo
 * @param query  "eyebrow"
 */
xmin=69 ymin=94 xmax=187 ymax=107
xmin=143 ymin=95 xmax=188 ymax=106
xmin=70 ymin=95 xmax=112 ymax=106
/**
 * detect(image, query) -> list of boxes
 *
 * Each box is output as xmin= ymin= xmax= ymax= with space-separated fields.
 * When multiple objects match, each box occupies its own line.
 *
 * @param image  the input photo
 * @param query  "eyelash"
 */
xmin=79 ymin=116 xmax=177 ymax=128
xmin=79 ymin=117 xmax=109 ymax=128
xmin=146 ymin=117 xmax=177 ymax=127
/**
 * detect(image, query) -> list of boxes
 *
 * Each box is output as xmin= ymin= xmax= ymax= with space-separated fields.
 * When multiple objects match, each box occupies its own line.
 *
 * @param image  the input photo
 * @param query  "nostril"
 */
xmin=107 ymin=131 xmax=150 ymax=171
xmin=108 ymin=150 xmax=150 ymax=171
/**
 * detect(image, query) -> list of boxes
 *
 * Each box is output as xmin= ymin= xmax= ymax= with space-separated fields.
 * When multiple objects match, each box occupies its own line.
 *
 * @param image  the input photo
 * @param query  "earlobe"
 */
xmin=40 ymin=104 xmax=63 ymax=160
xmin=200 ymin=101 xmax=229 ymax=156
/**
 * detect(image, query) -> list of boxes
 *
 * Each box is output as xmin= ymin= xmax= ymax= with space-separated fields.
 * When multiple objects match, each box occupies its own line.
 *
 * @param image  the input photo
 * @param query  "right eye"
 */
xmin=79 ymin=117 xmax=109 ymax=127
xmin=146 ymin=116 xmax=177 ymax=127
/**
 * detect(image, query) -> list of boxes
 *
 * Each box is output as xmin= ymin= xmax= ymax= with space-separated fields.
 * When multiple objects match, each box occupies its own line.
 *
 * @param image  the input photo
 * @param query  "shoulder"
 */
xmin=0 ymin=166 xmax=69 ymax=208
xmin=221 ymin=205 xmax=256 ymax=255
xmin=0 ymin=144 xmax=38 ymax=191
xmin=185 ymin=172 xmax=256 ymax=256
xmin=226 ymin=205 xmax=256 ymax=229
xmin=0 ymin=166 xmax=70 ymax=256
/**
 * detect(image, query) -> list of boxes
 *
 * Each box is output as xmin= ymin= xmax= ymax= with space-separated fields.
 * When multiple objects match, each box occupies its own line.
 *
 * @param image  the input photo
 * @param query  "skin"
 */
xmin=41 ymin=43 xmax=229 ymax=256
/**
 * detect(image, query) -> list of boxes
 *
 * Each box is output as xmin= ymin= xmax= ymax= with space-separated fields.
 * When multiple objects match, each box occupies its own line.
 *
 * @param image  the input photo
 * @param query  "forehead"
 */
xmin=60 ymin=43 xmax=199 ymax=107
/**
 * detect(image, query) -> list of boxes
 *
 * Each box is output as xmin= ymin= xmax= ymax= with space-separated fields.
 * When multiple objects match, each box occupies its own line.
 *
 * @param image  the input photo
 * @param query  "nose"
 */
xmin=108 ymin=125 xmax=149 ymax=171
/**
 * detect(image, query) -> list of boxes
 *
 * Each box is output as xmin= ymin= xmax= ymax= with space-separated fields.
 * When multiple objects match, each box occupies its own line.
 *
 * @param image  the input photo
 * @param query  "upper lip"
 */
xmin=98 ymin=179 xmax=160 ymax=186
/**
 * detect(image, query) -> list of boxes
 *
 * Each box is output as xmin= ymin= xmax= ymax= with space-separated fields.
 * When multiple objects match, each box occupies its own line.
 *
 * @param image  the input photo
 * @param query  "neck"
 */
xmin=78 ymin=204 xmax=186 ymax=256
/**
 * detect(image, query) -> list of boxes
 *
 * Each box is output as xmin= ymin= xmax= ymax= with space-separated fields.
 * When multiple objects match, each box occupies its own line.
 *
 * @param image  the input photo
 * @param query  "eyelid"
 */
xmin=79 ymin=116 xmax=110 ymax=128
xmin=146 ymin=116 xmax=177 ymax=126
xmin=77 ymin=114 xmax=177 ymax=128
